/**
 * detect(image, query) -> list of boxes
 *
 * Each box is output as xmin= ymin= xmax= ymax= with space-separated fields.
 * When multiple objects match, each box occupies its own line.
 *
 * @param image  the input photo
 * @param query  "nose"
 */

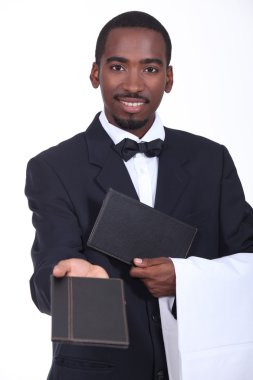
xmin=122 ymin=69 xmax=144 ymax=93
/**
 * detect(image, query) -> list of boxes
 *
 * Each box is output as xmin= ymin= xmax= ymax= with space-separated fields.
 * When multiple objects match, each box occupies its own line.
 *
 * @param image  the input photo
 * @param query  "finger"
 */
xmin=129 ymin=266 xmax=148 ymax=279
xmin=52 ymin=260 xmax=69 ymax=277
xmin=132 ymin=258 xmax=145 ymax=267
xmin=133 ymin=257 xmax=169 ymax=267
xmin=88 ymin=265 xmax=110 ymax=279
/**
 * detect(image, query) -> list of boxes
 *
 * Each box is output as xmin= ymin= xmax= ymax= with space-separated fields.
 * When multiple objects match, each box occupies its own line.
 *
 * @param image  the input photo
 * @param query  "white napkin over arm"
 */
xmin=159 ymin=253 xmax=253 ymax=380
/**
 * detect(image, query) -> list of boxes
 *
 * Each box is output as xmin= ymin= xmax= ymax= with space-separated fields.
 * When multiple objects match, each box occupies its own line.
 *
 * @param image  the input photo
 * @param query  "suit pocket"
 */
xmin=55 ymin=355 xmax=114 ymax=371
xmin=51 ymin=356 xmax=115 ymax=380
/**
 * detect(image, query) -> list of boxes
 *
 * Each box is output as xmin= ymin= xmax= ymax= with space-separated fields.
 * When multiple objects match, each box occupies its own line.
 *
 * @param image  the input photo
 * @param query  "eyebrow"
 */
xmin=106 ymin=57 xmax=128 ymax=64
xmin=140 ymin=58 xmax=164 ymax=66
xmin=106 ymin=56 xmax=164 ymax=66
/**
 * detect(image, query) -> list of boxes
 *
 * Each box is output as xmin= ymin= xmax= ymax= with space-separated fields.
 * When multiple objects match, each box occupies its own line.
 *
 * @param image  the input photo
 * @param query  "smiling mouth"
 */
xmin=120 ymin=100 xmax=145 ymax=107
xmin=118 ymin=100 xmax=146 ymax=114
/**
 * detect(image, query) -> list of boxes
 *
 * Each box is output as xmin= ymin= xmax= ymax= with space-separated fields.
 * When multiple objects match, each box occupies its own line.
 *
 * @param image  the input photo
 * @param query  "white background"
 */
xmin=0 ymin=0 xmax=252 ymax=379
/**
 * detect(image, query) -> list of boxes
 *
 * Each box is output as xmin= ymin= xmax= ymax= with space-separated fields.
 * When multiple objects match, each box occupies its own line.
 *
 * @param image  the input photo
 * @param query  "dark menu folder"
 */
xmin=87 ymin=188 xmax=197 ymax=264
xmin=51 ymin=276 xmax=129 ymax=348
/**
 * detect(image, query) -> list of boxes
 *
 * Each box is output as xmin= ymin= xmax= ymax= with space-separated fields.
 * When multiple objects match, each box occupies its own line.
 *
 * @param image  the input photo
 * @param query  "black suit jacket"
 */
xmin=25 ymin=113 xmax=253 ymax=380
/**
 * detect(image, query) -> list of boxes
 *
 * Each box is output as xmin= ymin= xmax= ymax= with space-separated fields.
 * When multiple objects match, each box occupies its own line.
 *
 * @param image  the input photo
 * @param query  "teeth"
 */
xmin=121 ymin=101 xmax=144 ymax=107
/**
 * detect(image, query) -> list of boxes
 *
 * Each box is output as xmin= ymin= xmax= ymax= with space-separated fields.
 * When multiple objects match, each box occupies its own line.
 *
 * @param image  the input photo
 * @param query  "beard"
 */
xmin=113 ymin=115 xmax=149 ymax=131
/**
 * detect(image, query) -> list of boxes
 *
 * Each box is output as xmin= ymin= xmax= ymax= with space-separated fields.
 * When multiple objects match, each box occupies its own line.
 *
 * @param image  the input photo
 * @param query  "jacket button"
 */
xmin=156 ymin=370 xmax=165 ymax=380
xmin=152 ymin=313 xmax=160 ymax=323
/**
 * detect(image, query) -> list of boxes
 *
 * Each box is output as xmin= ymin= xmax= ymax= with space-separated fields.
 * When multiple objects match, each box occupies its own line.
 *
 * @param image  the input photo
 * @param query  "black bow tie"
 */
xmin=114 ymin=138 xmax=164 ymax=162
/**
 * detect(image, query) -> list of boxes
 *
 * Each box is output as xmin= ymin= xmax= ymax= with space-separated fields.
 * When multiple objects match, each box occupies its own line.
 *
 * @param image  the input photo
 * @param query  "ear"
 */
xmin=165 ymin=65 xmax=173 ymax=93
xmin=90 ymin=62 xmax=100 ymax=88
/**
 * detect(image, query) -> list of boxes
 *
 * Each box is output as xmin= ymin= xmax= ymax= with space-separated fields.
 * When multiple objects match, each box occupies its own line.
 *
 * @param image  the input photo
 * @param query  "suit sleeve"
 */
xmin=25 ymin=156 xmax=86 ymax=315
xmin=219 ymin=146 xmax=253 ymax=255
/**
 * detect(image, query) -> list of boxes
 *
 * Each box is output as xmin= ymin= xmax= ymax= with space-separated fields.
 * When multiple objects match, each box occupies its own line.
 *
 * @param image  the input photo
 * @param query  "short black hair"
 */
xmin=95 ymin=11 xmax=172 ymax=66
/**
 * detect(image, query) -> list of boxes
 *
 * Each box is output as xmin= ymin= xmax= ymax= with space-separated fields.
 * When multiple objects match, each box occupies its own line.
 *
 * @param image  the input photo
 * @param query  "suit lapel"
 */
xmin=155 ymin=128 xmax=190 ymax=216
xmin=85 ymin=114 xmax=138 ymax=200
xmin=96 ymin=149 xmax=138 ymax=199
xmin=85 ymin=116 xmax=190 ymax=213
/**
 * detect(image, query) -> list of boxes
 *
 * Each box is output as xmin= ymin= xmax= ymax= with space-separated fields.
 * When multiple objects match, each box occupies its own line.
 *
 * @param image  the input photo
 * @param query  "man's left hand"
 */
xmin=129 ymin=257 xmax=176 ymax=297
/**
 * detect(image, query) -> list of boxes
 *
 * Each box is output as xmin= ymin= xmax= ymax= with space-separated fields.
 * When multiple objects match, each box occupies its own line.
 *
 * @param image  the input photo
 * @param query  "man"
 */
xmin=25 ymin=11 xmax=253 ymax=380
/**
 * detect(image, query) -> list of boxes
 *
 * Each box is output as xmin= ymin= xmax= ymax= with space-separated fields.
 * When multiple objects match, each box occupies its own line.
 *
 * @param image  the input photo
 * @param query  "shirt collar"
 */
xmin=99 ymin=111 xmax=165 ymax=145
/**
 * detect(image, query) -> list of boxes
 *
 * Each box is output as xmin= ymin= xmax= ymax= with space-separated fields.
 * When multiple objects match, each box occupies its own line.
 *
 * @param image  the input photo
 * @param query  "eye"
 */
xmin=144 ymin=67 xmax=158 ymax=73
xmin=111 ymin=64 xmax=124 ymax=71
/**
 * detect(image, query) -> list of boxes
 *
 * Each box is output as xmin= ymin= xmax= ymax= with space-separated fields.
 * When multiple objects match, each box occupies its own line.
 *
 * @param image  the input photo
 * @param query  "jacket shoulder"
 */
xmin=164 ymin=127 xmax=224 ymax=156
xmin=33 ymin=132 xmax=87 ymax=162
xmin=28 ymin=114 xmax=102 ymax=166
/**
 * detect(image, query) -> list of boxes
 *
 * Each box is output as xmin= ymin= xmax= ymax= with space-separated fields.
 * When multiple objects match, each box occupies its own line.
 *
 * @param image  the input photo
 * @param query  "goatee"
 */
xmin=113 ymin=116 xmax=149 ymax=131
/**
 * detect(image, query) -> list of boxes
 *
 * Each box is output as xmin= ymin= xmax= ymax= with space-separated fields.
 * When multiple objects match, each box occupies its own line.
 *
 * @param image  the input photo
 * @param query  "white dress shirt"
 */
xmin=99 ymin=110 xmax=164 ymax=207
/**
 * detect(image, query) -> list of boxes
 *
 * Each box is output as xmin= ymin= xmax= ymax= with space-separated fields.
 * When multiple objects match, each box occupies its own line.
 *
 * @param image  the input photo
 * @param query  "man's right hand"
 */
xmin=53 ymin=258 xmax=109 ymax=279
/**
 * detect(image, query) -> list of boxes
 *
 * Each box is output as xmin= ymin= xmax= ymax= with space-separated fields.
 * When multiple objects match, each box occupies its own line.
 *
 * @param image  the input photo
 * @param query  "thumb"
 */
xmin=53 ymin=260 xmax=69 ymax=277
xmin=132 ymin=258 xmax=147 ymax=267
xmin=133 ymin=257 xmax=170 ymax=267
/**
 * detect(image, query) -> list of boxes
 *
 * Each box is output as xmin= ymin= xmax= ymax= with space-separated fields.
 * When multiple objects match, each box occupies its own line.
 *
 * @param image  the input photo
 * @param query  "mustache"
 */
xmin=114 ymin=93 xmax=149 ymax=103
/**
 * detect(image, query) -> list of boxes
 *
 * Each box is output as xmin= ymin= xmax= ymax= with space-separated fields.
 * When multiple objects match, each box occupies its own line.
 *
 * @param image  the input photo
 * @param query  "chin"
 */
xmin=113 ymin=115 xmax=149 ymax=131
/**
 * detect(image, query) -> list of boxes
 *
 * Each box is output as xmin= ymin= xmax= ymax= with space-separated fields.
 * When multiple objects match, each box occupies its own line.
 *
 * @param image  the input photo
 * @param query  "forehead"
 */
xmin=102 ymin=27 xmax=167 ymax=61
